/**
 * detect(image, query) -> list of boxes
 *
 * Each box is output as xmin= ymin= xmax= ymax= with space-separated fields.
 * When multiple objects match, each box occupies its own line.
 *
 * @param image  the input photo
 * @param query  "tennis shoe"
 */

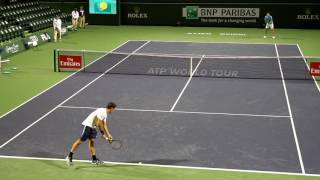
xmin=92 ymin=158 xmax=103 ymax=165
xmin=66 ymin=156 xmax=73 ymax=166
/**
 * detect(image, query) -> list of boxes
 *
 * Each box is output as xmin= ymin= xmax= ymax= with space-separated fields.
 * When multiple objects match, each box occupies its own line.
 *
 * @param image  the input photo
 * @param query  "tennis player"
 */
xmin=264 ymin=12 xmax=275 ymax=39
xmin=66 ymin=102 xmax=117 ymax=166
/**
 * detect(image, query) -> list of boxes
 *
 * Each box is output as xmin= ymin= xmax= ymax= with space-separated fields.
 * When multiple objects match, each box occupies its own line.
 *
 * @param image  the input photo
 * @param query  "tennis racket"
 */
xmin=108 ymin=139 xmax=123 ymax=150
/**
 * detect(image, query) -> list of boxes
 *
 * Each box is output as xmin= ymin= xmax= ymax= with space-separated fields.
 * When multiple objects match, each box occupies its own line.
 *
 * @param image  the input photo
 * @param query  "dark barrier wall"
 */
xmin=0 ymin=1 xmax=8 ymax=6
xmin=38 ymin=1 xmax=320 ymax=28
xmin=121 ymin=0 xmax=318 ymax=2
xmin=37 ymin=0 xmax=319 ymax=3
xmin=121 ymin=3 xmax=320 ymax=28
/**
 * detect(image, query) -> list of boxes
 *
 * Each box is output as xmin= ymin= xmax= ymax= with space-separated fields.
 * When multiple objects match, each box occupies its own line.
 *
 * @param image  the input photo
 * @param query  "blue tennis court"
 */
xmin=0 ymin=40 xmax=319 ymax=175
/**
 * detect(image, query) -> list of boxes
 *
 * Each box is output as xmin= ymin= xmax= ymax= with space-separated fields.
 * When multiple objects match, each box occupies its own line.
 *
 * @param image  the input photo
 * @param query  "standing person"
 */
xmin=71 ymin=8 xmax=79 ymax=31
xmin=79 ymin=6 xmax=86 ymax=29
xmin=66 ymin=102 xmax=117 ymax=166
xmin=53 ymin=15 xmax=62 ymax=42
xmin=264 ymin=12 xmax=275 ymax=39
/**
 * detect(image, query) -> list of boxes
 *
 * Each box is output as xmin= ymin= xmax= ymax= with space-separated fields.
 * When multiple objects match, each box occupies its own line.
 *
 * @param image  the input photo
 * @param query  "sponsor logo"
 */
xmin=26 ymin=33 xmax=52 ymax=48
xmin=29 ymin=35 xmax=38 ymax=42
xmin=183 ymin=6 xmax=260 ymax=19
xmin=59 ymin=55 xmax=82 ymax=69
xmin=27 ymin=35 xmax=39 ymax=47
xmin=128 ymin=6 xmax=148 ymax=19
xmin=186 ymin=32 xmax=212 ymax=35
xmin=310 ymin=62 xmax=320 ymax=76
xmin=40 ymin=33 xmax=51 ymax=41
xmin=5 ymin=43 xmax=20 ymax=54
xmin=147 ymin=67 xmax=239 ymax=78
xmin=220 ymin=33 xmax=247 ymax=36
xmin=297 ymin=8 xmax=320 ymax=20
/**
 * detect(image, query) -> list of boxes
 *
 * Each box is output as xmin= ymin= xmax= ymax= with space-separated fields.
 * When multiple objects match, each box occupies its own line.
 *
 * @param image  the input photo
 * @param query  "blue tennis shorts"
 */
xmin=80 ymin=126 xmax=97 ymax=141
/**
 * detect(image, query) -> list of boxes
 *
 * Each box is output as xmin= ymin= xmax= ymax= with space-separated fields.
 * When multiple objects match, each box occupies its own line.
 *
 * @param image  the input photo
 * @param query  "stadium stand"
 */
xmin=0 ymin=1 xmax=71 ymax=42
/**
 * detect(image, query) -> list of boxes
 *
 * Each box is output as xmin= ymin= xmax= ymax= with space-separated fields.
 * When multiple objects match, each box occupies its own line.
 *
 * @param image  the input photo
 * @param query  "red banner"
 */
xmin=59 ymin=55 xmax=82 ymax=69
xmin=310 ymin=62 xmax=320 ymax=76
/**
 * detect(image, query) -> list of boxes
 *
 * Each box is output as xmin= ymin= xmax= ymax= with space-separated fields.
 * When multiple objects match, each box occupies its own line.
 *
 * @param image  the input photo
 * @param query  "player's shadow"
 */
xmin=74 ymin=163 xmax=132 ymax=171
xmin=74 ymin=158 xmax=189 ymax=171
xmin=29 ymin=151 xmax=67 ymax=170
xmin=73 ymin=163 xmax=179 ymax=178
xmin=73 ymin=159 xmax=190 ymax=178
xmin=39 ymin=159 xmax=70 ymax=170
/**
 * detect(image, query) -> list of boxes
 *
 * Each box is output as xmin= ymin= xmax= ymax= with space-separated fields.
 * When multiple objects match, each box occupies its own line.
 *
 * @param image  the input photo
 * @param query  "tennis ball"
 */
xmin=99 ymin=2 xmax=108 ymax=11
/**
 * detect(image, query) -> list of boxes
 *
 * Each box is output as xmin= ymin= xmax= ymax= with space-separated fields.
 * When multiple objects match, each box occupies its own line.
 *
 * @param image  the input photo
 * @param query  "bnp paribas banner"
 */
xmin=182 ymin=6 xmax=260 ymax=26
xmin=121 ymin=3 xmax=320 ymax=28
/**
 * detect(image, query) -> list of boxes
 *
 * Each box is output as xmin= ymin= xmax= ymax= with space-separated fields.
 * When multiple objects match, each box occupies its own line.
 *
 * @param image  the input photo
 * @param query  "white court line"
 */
xmin=170 ymin=55 xmax=205 ymax=112
xmin=0 ymin=155 xmax=319 ymax=177
xmin=274 ymin=44 xmax=305 ymax=174
xmin=59 ymin=105 xmax=291 ymax=118
xmin=55 ymin=49 xmax=108 ymax=53
xmin=296 ymin=44 xmax=320 ymax=94
xmin=0 ymin=41 xmax=151 ymax=149
xmin=129 ymin=39 xmax=297 ymax=46
xmin=0 ymin=40 xmax=130 ymax=119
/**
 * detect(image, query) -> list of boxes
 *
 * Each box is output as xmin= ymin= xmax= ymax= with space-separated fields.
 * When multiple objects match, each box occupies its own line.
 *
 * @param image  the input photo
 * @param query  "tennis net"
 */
xmin=53 ymin=49 xmax=320 ymax=80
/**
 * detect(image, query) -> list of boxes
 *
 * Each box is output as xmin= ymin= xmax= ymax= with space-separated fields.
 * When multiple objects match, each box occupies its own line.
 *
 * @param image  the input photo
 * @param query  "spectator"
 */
xmin=71 ymin=8 xmax=79 ymax=31
xmin=79 ymin=6 xmax=86 ymax=29
xmin=53 ymin=15 xmax=62 ymax=42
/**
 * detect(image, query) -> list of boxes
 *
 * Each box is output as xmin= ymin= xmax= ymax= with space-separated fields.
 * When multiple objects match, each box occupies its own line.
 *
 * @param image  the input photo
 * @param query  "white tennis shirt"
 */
xmin=53 ymin=18 xmax=62 ymax=30
xmin=82 ymin=108 xmax=107 ymax=128
xmin=72 ymin=10 xmax=79 ymax=19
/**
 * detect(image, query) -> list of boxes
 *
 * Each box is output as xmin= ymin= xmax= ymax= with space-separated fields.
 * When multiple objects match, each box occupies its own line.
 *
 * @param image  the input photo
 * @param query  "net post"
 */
xmin=305 ymin=57 xmax=308 ymax=80
xmin=53 ymin=49 xmax=57 ymax=72
xmin=57 ymin=49 xmax=60 ymax=72
xmin=82 ymin=49 xmax=85 ymax=72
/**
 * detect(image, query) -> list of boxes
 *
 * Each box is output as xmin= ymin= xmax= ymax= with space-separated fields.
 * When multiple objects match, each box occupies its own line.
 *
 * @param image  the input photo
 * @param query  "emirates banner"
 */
xmin=310 ymin=62 xmax=320 ymax=76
